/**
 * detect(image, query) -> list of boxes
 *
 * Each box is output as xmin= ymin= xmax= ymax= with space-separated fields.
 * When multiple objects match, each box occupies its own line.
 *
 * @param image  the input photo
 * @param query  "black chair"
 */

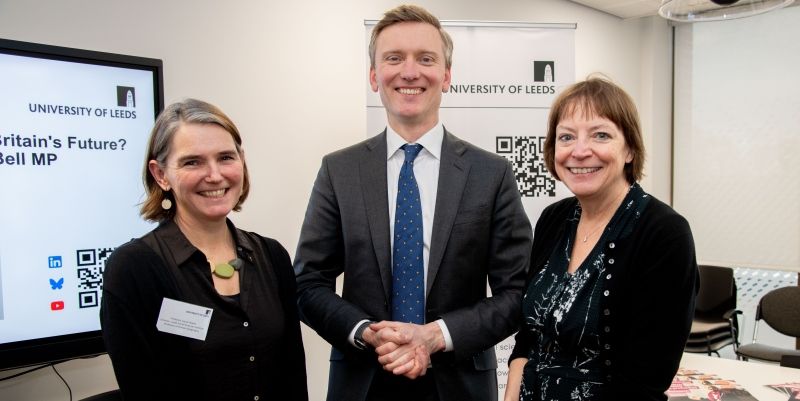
xmin=737 ymin=286 xmax=800 ymax=363
xmin=684 ymin=265 xmax=742 ymax=356
xmin=78 ymin=389 xmax=122 ymax=401
xmin=781 ymin=355 xmax=800 ymax=369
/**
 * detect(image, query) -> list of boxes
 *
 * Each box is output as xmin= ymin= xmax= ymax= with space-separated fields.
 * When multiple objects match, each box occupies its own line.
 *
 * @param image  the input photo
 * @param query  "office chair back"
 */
xmin=695 ymin=265 xmax=736 ymax=319
xmin=684 ymin=265 xmax=741 ymax=355
xmin=737 ymin=285 xmax=800 ymax=363
xmin=759 ymin=286 xmax=800 ymax=338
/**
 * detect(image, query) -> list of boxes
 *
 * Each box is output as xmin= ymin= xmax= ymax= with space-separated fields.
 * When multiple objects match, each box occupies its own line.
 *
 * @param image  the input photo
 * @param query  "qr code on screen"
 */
xmin=496 ymin=136 xmax=555 ymax=197
xmin=76 ymin=247 xmax=113 ymax=308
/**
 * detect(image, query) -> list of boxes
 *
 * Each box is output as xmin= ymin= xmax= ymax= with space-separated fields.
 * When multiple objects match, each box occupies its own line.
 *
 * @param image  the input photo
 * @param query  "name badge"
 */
xmin=156 ymin=297 xmax=213 ymax=341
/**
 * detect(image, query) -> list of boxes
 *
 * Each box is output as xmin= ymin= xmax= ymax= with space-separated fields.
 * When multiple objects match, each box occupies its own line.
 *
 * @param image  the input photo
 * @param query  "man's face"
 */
xmin=370 ymin=22 xmax=451 ymax=130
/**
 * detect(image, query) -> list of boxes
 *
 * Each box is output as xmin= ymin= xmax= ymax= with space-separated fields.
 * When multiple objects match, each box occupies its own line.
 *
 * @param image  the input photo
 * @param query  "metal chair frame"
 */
xmin=736 ymin=286 xmax=800 ymax=363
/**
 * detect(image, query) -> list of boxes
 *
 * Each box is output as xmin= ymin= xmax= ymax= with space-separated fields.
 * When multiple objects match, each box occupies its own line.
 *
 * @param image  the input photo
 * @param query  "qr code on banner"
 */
xmin=496 ymin=136 xmax=555 ymax=197
xmin=76 ymin=248 xmax=114 ymax=308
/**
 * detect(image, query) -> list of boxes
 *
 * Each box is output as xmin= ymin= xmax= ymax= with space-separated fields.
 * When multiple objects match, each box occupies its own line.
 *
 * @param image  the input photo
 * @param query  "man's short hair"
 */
xmin=368 ymin=4 xmax=453 ymax=69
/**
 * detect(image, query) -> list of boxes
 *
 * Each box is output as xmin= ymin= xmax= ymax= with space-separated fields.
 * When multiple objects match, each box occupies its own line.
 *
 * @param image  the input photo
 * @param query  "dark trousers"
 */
xmin=366 ymin=368 xmax=439 ymax=401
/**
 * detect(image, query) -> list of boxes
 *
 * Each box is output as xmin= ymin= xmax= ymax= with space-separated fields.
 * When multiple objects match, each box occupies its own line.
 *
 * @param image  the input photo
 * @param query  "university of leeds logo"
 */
xmin=116 ymin=86 xmax=136 ymax=107
xmin=533 ymin=61 xmax=555 ymax=83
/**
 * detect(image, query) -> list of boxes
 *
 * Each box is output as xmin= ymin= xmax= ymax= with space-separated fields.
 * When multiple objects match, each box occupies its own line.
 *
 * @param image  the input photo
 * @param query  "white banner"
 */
xmin=365 ymin=21 xmax=575 ymax=398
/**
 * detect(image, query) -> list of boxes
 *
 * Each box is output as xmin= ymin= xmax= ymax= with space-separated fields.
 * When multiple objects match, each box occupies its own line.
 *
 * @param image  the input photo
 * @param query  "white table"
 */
xmin=676 ymin=352 xmax=800 ymax=400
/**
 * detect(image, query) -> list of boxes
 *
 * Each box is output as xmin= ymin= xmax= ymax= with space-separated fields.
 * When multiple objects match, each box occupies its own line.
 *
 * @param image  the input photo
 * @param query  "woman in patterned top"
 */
xmin=504 ymin=76 xmax=698 ymax=401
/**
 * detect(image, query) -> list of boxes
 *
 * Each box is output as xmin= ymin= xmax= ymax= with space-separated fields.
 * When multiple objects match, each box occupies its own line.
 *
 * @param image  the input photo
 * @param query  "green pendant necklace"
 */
xmin=212 ymin=258 xmax=243 ymax=279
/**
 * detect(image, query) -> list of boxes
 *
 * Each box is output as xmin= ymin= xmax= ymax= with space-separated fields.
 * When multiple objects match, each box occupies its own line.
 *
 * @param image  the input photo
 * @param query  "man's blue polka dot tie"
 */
xmin=391 ymin=144 xmax=425 ymax=324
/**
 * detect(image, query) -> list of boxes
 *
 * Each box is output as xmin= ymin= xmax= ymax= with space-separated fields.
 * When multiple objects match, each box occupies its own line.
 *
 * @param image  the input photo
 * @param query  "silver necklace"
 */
xmin=578 ymin=186 xmax=629 ymax=243
xmin=580 ymin=221 xmax=606 ymax=243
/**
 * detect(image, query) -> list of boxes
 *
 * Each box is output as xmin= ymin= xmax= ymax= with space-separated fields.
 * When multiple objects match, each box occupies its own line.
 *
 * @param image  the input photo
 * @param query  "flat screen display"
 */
xmin=0 ymin=38 xmax=163 ymax=369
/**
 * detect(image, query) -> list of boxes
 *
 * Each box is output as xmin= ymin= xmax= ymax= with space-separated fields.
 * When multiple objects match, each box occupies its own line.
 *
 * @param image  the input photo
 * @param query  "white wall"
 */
xmin=0 ymin=1 xmax=670 ymax=400
xmin=673 ymin=6 xmax=800 ymax=272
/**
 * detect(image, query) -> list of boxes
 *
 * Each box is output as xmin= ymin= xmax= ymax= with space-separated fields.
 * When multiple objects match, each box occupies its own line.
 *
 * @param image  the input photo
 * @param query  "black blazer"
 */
xmin=295 ymin=130 xmax=533 ymax=401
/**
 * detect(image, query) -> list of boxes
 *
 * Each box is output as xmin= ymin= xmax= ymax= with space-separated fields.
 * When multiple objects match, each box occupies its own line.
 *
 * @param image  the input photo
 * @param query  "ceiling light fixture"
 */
xmin=659 ymin=0 xmax=794 ymax=22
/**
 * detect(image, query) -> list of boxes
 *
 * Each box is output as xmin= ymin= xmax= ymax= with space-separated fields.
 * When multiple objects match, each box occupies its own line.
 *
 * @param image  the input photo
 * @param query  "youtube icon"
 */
xmin=50 ymin=301 xmax=65 ymax=311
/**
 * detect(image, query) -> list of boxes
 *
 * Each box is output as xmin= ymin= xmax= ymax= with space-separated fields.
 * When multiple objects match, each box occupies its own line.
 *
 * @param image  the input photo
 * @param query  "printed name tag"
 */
xmin=156 ymin=297 xmax=213 ymax=341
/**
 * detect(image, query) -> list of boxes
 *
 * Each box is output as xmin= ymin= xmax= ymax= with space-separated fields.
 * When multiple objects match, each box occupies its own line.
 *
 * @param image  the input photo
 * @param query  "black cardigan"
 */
xmin=511 ymin=194 xmax=698 ymax=401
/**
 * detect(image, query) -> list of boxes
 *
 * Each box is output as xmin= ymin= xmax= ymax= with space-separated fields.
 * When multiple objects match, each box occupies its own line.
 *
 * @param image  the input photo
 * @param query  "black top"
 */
xmin=101 ymin=219 xmax=307 ymax=401
xmin=512 ymin=184 xmax=698 ymax=401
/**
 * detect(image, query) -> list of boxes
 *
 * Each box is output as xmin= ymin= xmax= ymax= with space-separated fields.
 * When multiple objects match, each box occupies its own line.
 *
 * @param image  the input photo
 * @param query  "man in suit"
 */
xmin=294 ymin=5 xmax=533 ymax=401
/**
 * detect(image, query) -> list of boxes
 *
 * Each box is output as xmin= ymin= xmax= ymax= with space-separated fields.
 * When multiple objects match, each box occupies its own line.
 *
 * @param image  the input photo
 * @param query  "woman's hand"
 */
xmin=504 ymin=357 xmax=527 ymax=401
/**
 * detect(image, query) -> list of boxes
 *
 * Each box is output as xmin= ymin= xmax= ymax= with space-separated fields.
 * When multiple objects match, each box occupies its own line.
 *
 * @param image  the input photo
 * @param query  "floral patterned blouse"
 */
xmin=519 ymin=184 xmax=649 ymax=401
